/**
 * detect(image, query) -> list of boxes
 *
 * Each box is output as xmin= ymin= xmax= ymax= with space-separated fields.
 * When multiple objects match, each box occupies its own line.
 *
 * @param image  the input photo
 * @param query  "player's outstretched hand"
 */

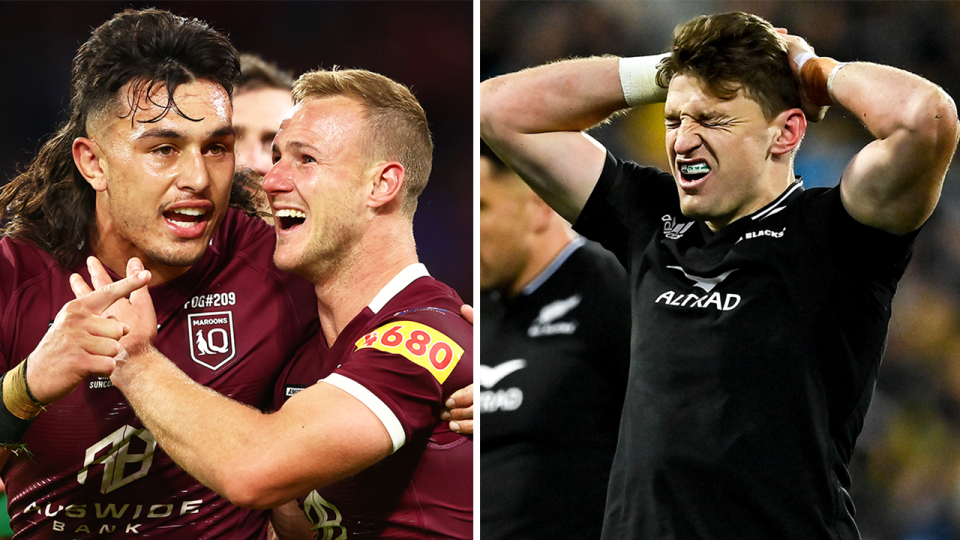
xmin=26 ymin=258 xmax=151 ymax=405
xmin=442 ymin=384 xmax=474 ymax=435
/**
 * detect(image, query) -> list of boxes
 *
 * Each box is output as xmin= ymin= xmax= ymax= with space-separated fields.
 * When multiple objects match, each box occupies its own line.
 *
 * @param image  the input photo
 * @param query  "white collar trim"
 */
xmin=752 ymin=181 xmax=803 ymax=221
xmin=522 ymin=236 xmax=585 ymax=296
xmin=368 ymin=263 xmax=430 ymax=314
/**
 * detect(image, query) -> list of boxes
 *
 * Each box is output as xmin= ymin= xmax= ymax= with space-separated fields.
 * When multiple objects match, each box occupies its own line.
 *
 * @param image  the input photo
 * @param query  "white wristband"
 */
xmin=619 ymin=53 xmax=670 ymax=107
xmin=826 ymin=62 xmax=849 ymax=102
xmin=793 ymin=51 xmax=816 ymax=71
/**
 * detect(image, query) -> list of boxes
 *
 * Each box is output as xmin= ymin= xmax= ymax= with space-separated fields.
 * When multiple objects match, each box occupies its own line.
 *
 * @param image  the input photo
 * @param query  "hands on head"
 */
xmin=26 ymin=257 xmax=154 ymax=405
xmin=775 ymin=28 xmax=829 ymax=122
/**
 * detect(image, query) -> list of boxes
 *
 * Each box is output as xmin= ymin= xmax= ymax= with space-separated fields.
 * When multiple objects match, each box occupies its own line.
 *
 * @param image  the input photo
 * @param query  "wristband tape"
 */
xmin=793 ymin=51 xmax=816 ymax=71
xmin=3 ymin=359 xmax=44 ymax=419
xmin=619 ymin=53 xmax=670 ymax=107
xmin=826 ymin=62 xmax=849 ymax=104
xmin=0 ymin=373 xmax=35 ymax=445
xmin=21 ymin=358 xmax=46 ymax=408
xmin=799 ymin=56 xmax=840 ymax=108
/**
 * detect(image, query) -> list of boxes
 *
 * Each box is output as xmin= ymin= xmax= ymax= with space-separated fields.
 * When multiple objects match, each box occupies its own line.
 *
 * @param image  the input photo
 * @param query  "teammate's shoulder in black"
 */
xmin=575 ymin=240 xmax=628 ymax=284
xmin=535 ymin=239 xmax=627 ymax=297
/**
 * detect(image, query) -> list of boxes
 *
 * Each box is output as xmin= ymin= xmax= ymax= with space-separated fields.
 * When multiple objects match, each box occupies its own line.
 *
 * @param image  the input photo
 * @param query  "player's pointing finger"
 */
xmin=69 ymin=272 xmax=94 ymax=299
xmin=82 ymin=268 xmax=152 ymax=315
xmin=127 ymin=258 xmax=154 ymax=310
xmin=87 ymin=256 xmax=114 ymax=290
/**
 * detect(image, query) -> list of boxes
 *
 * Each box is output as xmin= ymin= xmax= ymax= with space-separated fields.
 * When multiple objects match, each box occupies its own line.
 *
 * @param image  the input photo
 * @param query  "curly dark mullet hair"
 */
xmin=0 ymin=8 xmax=259 ymax=269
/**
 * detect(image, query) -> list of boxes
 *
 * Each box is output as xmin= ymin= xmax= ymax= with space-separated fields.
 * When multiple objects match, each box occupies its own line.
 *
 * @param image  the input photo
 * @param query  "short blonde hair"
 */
xmin=292 ymin=68 xmax=433 ymax=217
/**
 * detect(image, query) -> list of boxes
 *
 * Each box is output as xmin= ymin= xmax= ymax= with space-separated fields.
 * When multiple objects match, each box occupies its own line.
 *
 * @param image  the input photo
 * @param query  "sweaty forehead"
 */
xmin=92 ymin=79 xmax=233 ymax=138
xmin=276 ymin=97 xmax=367 ymax=147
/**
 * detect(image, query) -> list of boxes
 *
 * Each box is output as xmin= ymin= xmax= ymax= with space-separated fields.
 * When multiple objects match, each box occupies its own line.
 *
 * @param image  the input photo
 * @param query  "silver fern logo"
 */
xmin=528 ymin=294 xmax=581 ymax=337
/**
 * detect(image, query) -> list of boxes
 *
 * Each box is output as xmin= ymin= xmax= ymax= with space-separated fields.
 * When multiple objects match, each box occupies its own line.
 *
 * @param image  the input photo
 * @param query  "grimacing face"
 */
xmin=479 ymin=157 xmax=537 ymax=295
xmin=263 ymin=96 xmax=374 ymax=278
xmin=88 ymin=78 xmax=235 ymax=275
xmin=664 ymin=74 xmax=786 ymax=231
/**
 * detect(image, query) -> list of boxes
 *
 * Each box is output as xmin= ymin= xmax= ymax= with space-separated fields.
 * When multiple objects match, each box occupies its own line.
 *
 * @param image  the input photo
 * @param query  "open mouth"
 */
xmin=679 ymin=162 xmax=711 ymax=183
xmin=275 ymin=208 xmax=307 ymax=230
xmin=163 ymin=207 xmax=207 ymax=229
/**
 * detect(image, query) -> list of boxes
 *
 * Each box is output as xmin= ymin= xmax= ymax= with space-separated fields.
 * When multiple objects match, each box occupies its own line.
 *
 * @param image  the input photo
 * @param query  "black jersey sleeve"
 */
xmin=825 ymin=186 xmax=919 ymax=280
xmin=574 ymin=151 xmax=678 ymax=268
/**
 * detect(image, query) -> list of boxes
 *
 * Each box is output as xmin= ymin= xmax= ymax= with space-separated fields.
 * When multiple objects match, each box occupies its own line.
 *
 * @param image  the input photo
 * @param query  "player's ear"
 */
xmin=771 ymin=108 xmax=806 ymax=156
xmin=73 ymin=137 xmax=108 ymax=192
xmin=368 ymin=161 xmax=405 ymax=209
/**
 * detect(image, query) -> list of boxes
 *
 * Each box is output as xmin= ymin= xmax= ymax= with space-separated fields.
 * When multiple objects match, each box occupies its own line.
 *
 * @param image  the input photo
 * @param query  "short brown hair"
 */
xmin=238 ymin=53 xmax=293 ymax=94
xmin=657 ymin=11 xmax=801 ymax=121
xmin=292 ymin=68 xmax=433 ymax=217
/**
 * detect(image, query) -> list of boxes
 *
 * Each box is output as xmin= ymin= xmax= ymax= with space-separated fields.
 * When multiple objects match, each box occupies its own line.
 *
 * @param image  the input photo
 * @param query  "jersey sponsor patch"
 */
xmin=88 ymin=377 xmax=114 ymax=390
xmin=355 ymin=321 xmax=463 ymax=383
xmin=285 ymin=384 xmax=307 ymax=397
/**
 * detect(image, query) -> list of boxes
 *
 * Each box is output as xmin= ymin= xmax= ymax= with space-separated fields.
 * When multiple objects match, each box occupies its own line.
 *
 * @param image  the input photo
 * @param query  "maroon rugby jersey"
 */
xmin=275 ymin=264 xmax=473 ymax=539
xmin=0 ymin=209 xmax=319 ymax=538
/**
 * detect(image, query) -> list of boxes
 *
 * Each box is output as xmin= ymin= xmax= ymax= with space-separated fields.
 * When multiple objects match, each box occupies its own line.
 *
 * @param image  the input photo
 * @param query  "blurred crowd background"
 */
xmin=0 ymin=0 xmax=473 ymax=304
xmin=482 ymin=2 xmax=960 ymax=540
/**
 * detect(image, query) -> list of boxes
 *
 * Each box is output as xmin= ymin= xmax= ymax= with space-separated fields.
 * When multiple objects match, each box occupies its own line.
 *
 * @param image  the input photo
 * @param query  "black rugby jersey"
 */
xmin=480 ymin=239 xmax=630 ymax=540
xmin=574 ymin=152 xmax=917 ymax=540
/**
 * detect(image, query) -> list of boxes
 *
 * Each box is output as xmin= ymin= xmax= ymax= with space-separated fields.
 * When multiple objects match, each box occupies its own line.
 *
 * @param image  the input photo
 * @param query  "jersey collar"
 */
xmin=368 ymin=263 xmax=430 ymax=314
xmin=749 ymin=179 xmax=804 ymax=223
xmin=521 ymin=236 xmax=585 ymax=296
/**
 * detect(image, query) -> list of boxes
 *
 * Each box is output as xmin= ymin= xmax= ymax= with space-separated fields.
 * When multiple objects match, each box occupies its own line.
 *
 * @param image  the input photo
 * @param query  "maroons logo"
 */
xmin=187 ymin=311 xmax=236 ymax=370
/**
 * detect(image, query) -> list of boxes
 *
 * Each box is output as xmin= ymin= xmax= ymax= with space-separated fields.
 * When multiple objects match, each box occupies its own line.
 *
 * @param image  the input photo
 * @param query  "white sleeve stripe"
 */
xmin=321 ymin=373 xmax=406 ymax=453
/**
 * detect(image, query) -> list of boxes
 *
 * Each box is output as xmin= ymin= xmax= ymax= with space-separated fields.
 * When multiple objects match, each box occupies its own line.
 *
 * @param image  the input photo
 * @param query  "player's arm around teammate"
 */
xmin=74 ymin=255 xmax=392 ymax=508
xmin=74 ymin=255 xmax=473 ymax=509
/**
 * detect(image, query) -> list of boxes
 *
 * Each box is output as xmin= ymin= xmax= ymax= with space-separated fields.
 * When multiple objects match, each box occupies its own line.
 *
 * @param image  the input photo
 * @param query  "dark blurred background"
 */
xmin=482 ymin=2 xmax=960 ymax=540
xmin=0 ymin=0 xmax=473 ymax=303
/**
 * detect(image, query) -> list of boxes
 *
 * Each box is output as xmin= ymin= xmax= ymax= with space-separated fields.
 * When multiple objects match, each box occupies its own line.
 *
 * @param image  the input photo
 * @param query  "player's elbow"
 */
xmin=479 ymin=78 xmax=502 ymax=142
xmin=933 ymin=90 xmax=960 ymax=160
xmin=218 ymin=471 xmax=291 ymax=510
xmin=214 ymin=457 xmax=296 ymax=509
xmin=904 ymin=86 xmax=959 ymax=161
xmin=480 ymin=76 xmax=519 ymax=146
